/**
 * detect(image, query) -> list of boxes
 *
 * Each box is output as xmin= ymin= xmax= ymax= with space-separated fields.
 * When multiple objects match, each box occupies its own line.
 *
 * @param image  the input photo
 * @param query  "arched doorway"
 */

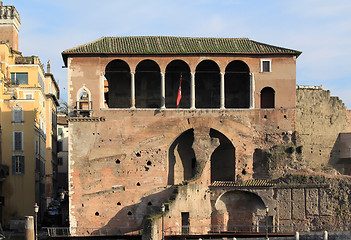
xmin=225 ymin=60 xmax=250 ymax=108
xmin=165 ymin=60 xmax=191 ymax=108
xmin=195 ymin=60 xmax=220 ymax=108
xmin=135 ymin=60 xmax=161 ymax=108
xmin=210 ymin=129 xmax=235 ymax=182
xmin=260 ymin=87 xmax=275 ymax=108
xmin=213 ymin=191 xmax=266 ymax=231
xmin=168 ymin=129 xmax=196 ymax=185
xmin=104 ymin=59 xmax=131 ymax=108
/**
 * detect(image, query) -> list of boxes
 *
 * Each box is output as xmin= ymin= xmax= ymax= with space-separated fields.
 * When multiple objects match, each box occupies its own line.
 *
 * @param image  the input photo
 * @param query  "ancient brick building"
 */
xmin=62 ymin=37 xmax=351 ymax=239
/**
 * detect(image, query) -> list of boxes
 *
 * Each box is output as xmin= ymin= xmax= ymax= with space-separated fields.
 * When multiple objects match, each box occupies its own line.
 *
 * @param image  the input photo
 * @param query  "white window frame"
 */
xmin=12 ymin=155 xmax=25 ymax=175
xmin=12 ymin=105 xmax=23 ymax=124
xmin=260 ymin=59 xmax=272 ymax=73
xmin=13 ymin=131 xmax=23 ymax=152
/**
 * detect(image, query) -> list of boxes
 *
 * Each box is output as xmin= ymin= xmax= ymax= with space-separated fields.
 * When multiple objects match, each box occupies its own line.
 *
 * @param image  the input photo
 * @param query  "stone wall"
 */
xmin=296 ymin=86 xmax=351 ymax=173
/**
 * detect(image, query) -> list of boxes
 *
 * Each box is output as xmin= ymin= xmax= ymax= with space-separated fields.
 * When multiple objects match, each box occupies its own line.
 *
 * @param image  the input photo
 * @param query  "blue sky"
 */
xmin=10 ymin=0 xmax=351 ymax=107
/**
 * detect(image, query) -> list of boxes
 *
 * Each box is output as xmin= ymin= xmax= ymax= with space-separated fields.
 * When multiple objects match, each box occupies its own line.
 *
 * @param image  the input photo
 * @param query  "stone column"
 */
xmin=220 ymin=72 xmax=225 ymax=109
xmin=250 ymin=73 xmax=255 ymax=109
xmin=161 ymin=72 xmax=165 ymax=109
xmin=131 ymin=71 xmax=135 ymax=109
xmin=190 ymin=72 xmax=195 ymax=109
xmin=25 ymin=216 xmax=34 ymax=240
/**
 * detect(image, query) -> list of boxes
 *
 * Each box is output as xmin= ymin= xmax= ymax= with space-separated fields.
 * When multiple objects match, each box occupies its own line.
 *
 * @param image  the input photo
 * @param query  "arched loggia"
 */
xmin=135 ymin=60 xmax=161 ymax=108
xmin=104 ymin=60 xmax=131 ymax=108
xmin=165 ymin=60 xmax=191 ymax=108
xmin=195 ymin=60 xmax=220 ymax=108
xmin=225 ymin=60 xmax=250 ymax=108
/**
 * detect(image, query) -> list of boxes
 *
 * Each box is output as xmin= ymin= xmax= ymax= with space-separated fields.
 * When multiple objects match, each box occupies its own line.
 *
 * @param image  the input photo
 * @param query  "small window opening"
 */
xmin=241 ymin=169 xmax=247 ymax=175
xmin=147 ymin=161 xmax=152 ymax=166
xmin=117 ymin=202 xmax=121 ymax=205
xmin=95 ymin=212 xmax=99 ymax=216
xmin=136 ymin=152 xmax=141 ymax=157
xmin=148 ymin=201 xmax=152 ymax=206
xmin=127 ymin=211 xmax=132 ymax=215
xmin=136 ymin=182 xmax=141 ymax=186
xmin=115 ymin=159 xmax=120 ymax=164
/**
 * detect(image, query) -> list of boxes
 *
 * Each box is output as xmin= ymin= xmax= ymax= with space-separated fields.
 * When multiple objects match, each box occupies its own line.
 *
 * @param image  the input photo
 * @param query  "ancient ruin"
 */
xmin=62 ymin=36 xmax=351 ymax=239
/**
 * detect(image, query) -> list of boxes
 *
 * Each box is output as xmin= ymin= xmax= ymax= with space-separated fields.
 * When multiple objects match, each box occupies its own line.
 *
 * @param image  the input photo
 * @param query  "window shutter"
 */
xmin=21 ymin=156 xmax=25 ymax=174
xmin=12 ymin=156 xmax=16 ymax=175
xmin=14 ymin=132 xmax=22 ymax=151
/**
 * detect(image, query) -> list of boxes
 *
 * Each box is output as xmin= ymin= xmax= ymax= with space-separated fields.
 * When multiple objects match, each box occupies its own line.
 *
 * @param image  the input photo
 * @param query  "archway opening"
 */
xmin=105 ymin=59 xmax=131 ymax=108
xmin=165 ymin=60 xmax=191 ymax=108
xmin=195 ymin=60 xmax=220 ymax=108
xmin=225 ymin=60 xmax=250 ymax=108
xmin=135 ymin=60 xmax=161 ymax=108
xmin=213 ymin=190 xmax=266 ymax=231
xmin=168 ymin=129 xmax=196 ymax=185
xmin=260 ymin=87 xmax=275 ymax=108
xmin=210 ymin=129 xmax=235 ymax=183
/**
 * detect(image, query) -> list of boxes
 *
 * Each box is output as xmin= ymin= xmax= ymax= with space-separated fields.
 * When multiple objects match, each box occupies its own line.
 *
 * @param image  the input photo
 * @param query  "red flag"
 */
xmin=176 ymin=74 xmax=182 ymax=106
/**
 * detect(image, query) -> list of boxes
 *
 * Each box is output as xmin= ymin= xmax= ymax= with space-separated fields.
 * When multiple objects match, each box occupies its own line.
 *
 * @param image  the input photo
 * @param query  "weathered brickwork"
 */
xmin=296 ymin=86 xmax=351 ymax=173
xmin=63 ymin=37 xmax=351 ymax=239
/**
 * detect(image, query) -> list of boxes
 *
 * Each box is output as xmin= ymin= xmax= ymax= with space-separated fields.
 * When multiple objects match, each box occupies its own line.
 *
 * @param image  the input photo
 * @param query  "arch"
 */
xmin=260 ymin=87 xmax=275 ymax=108
xmin=104 ymin=59 xmax=131 ymax=108
xmin=225 ymin=60 xmax=250 ymax=108
xmin=210 ymin=129 xmax=235 ymax=182
xmin=168 ymin=129 xmax=196 ymax=185
xmin=195 ymin=60 xmax=220 ymax=108
xmin=135 ymin=60 xmax=161 ymax=108
xmin=165 ymin=60 xmax=191 ymax=108
xmin=213 ymin=190 xmax=266 ymax=231
xmin=76 ymin=85 xmax=91 ymax=102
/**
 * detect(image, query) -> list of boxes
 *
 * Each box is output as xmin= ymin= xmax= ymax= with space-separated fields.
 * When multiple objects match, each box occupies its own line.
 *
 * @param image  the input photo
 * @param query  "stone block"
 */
xmin=277 ymin=189 xmax=291 ymax=220
xmin=306 ymin=188 xmax=319 ymax=216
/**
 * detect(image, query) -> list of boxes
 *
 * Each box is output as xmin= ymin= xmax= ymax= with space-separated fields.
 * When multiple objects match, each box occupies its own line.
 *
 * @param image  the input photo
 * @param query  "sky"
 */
xmin=8 ymin=0 xmax=351 ymax=107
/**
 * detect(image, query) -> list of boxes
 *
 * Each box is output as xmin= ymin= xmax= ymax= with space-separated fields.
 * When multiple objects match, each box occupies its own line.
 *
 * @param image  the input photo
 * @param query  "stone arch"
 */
xmin=260 ymin=87 xmax=275 ymax=108
xmin=213 ymin=190 xmax=266 ymax=231
xmin=76 ymin=86 xmax=91 ymax=102
xmin=168 ymin=129 xmax=196 ymax=185
xmin=210 ymin=128 xmax=235 ymax=182
xmin=165 ymin=60 xmax=191 ymax=108
xmin=195 ymin=60 xmax=220 ymax=108
xmin=104 ymin=59 xmax=131 ymax=108
xmin=135 ymin=60 xmax=161 ymax=108
xmin=225 ymin=60 xmax=250 ymax=108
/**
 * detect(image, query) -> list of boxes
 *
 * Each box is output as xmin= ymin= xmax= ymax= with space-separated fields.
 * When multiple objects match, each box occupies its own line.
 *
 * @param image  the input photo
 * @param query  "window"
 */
xmin=13 ymin=131 xmax=23 ymax=151
xmin=25 ymin=93 xmax=33 ymax=99
xmin=35 ymin=140 xmax=39 ymax=154
xmin=57 ymin=140 xmax=63 ymax=152
xmin=58 ymin=128 xmax=63 ymax=136
xmin=260 ymin=59 xmax=271 ymax=73
xmin=58 ymin=157 xmax=63 ymax=166
xmin=12 ymin=155 xmax=25 ymax=175
xmin=13 ymin=105 xmax=23 ymax=123
xmin=11 ymin=72 xmax=28 ymax=85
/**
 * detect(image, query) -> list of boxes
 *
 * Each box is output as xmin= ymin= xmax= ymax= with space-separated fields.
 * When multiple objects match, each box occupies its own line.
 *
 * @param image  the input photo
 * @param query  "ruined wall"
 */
xmin=68 ymin=108 xmax=296 ymax=235
xmin=296 ymin=86 xmax=351 ymax=173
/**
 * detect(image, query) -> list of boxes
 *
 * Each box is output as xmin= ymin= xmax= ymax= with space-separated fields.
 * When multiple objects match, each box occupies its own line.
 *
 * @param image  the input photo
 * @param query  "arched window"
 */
xmin=135 ymin=60 xmax=161 ymax=108
xmin=225 ymin=60 xmax=250 ymax=108
xmin=260 ymin=87 xmax=275 ymax=108
xmin=195 ymin=60 xmax=220 ymax=108
xmin=105 ymin=60 xmax=131 ymax=108
xmin=165 ymin=60 xmax=190 ymax=108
